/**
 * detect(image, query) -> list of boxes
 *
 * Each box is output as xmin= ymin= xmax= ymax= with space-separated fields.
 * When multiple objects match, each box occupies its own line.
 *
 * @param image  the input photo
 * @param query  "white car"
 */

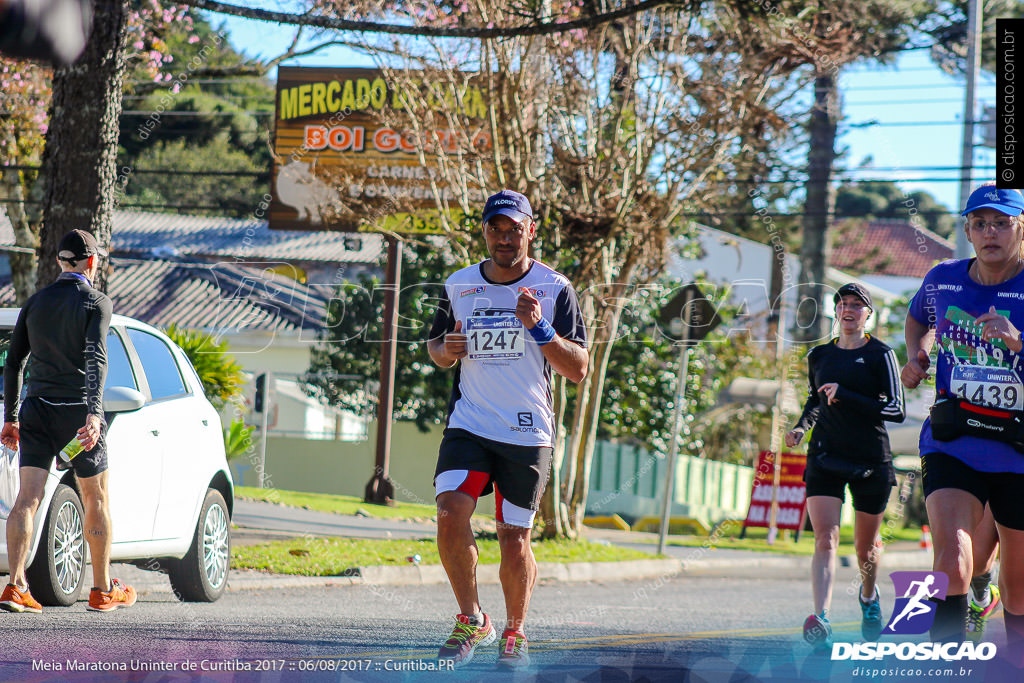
xmin=0 ymin=310 xmax=233 ymax=604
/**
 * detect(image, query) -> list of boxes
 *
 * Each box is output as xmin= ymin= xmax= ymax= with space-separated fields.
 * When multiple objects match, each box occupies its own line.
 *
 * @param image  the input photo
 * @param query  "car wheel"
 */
xmin=168 ymin=488 xmax=230 ymax=602
xmin=26 ymin=483 xmax=86 ymax=606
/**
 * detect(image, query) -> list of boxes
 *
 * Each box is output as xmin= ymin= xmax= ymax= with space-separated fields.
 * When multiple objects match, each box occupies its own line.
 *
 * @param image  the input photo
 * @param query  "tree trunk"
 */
xmin=795 ymin=70 xmax=839 ymax=343
xmin=36 ymin=0 xmax=128 ymax=292
xmin=565 ymin=254 xmax=640 ymax=536
xmin=768 ymin=235 xmax=786 ymax=340
xmin=556 ymin=364 xmax=589 ymax=538
xmin=0 ymin=152 xmax=40 ymax=304
xmin=539 ymin=374 xmax=566 ymax=538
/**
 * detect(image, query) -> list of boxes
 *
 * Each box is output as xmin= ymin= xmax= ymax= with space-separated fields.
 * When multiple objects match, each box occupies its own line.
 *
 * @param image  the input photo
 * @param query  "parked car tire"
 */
xmin=26 ymin=483 xmax=86 ymax=606
xmin=168 ymin=488 xmax=230 ymax=602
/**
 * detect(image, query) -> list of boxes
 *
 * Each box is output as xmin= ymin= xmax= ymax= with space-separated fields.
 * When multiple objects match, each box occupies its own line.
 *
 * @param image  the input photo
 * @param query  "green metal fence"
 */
xmin=586 ymin=441 xmax=755 ymax=525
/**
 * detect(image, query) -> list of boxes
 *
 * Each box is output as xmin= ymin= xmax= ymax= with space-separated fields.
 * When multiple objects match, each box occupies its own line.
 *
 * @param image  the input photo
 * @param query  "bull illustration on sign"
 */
xmin=275 ymin=161 xmax=337 ymax=224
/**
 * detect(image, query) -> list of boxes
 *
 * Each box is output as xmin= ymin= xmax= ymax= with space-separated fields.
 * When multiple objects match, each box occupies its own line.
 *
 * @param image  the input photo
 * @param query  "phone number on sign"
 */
xmin=254 ymin=659 xmax=455 ymax=672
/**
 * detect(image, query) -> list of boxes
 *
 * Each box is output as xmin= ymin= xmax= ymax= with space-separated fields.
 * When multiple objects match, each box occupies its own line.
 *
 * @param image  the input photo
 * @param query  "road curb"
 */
xmin=210 ymin=551 xmax=931 ymax=591
xmin=189 ymin=558 xmax=687 ymax=592
xmin=117 ymin=546 xmax=929 ymax=596
xmin=118 ymin=547 xmax=937 ymax=599
xmin=339 ymin=558 xmax=683 ymax=587
xmin=671 ymin=549 xmax=931 ymax=573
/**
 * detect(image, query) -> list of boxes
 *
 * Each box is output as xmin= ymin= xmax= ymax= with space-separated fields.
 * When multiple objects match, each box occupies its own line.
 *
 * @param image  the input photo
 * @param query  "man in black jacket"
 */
xmin=0 ymin=229 xmax=136 ymax=613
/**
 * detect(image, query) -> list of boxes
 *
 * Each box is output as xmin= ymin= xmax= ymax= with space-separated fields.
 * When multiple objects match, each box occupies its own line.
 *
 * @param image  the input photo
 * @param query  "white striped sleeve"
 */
xmin=879 ymin=348 xmax=906 ymax=422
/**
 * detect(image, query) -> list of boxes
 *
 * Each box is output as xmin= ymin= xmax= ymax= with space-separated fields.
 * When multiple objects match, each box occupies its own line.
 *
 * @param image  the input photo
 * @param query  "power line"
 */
xmin=120 ymin=110 xmax=274 ymax=116
xmin=0 ymin=165 xmax=269 ymax=177
xmin=123 ymin=77 xmax=270 ymax=84
xmin=0 ymin=167 xmax=992 ymax=185
xmin=844 ymin=98 xmax=965 ymax=106
xmin=0 ymin=199 xmax=247 ymax=210
xmin=0 ymin=162 xmax=993 ymax=173
xmin=0 ymin=196 xmax=972 ymax=216
xmin=843 ymin=119 xmax=991 ymax=128
xmin=101 ymin=77 xmax=988 ymax=94
xmin=835 ymin=165 xmax=995 ymax=172
xmin=846 ymin=65 xmax=962 ymax=73
xmin=842 ymin=82 xmax=979 ymax=92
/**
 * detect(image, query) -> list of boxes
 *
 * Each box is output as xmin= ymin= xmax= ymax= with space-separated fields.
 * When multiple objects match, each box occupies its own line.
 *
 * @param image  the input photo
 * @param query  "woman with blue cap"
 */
xmin=901 ymin=184 xmax=1024 ymax=659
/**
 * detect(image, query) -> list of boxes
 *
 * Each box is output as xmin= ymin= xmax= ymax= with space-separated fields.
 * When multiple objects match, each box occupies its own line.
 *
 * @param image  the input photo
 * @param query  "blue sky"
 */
xmin=210 ymin=13 xmax=999 ymax=215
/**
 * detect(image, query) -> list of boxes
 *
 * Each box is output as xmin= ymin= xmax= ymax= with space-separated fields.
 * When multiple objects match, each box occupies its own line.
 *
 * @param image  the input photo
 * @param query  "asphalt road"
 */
xmin=232 ymin=500 xmax=438 ymax=541
xmin=0 ymin=564 xmax=1017 ymax=683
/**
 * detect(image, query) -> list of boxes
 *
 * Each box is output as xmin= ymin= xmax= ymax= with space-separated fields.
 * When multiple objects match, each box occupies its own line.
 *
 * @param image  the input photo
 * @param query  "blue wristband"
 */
xmin=527 ymin=318 xmax=556 ymax=345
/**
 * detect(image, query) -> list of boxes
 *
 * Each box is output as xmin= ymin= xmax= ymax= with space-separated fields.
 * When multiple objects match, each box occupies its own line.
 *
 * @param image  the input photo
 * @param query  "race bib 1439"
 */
xmin=950 ymin=364 xmax=1024 ymax=411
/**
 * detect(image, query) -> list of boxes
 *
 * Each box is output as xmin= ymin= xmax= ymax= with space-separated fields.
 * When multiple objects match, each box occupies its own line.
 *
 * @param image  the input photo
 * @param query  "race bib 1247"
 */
xmin=466 ymin=316 xmax=525 ymax=360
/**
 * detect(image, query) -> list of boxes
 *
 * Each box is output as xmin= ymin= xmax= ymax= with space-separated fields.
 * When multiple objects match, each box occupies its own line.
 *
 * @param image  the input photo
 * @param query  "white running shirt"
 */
xmin=429 ymin=260 xmax=587 ymax=446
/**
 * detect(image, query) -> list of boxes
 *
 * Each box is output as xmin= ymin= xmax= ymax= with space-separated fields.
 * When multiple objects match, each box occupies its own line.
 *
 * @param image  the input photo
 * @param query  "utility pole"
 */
xmin=766 ymin=284 xmax=788 ymax=544
xmin=365 ymin=235 xmax=402 ymax=505
xmin=956 ymin=0 xmax=982 ymax=259
xmin=256 ymin=372 xmax=271 ymax=489
xmin=657 ymin=289 xmax=694 ymax=557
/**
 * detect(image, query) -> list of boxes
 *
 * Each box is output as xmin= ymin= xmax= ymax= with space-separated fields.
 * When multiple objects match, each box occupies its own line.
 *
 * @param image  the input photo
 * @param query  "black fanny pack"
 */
xmin=930 ymin=396 xmax=1024 ymax=452
xmin=814 ymin=452 xmax=874 ymax=480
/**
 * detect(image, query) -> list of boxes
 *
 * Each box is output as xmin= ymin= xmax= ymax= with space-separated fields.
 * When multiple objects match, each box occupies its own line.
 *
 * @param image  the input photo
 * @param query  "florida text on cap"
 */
xmin=962 ymin=186 xmax=1024 ymax=217
xmin=482 ymin=190 xmax=533 ymax=225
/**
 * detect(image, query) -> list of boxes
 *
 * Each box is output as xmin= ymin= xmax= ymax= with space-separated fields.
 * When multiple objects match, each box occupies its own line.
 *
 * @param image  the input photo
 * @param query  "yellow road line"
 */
xmin=337 ymin=622 xmax=865 ymax=660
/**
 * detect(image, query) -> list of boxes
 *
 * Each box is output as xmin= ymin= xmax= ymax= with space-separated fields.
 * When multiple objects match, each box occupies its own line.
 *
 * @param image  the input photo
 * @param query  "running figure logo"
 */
xmin=883 ymin=571 xmax=950 ymax=635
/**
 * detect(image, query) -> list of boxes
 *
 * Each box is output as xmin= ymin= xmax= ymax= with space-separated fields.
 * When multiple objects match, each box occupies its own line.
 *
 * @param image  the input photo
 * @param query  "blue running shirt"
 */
xmin=908 ymin=259 xmax=1024 ymax=473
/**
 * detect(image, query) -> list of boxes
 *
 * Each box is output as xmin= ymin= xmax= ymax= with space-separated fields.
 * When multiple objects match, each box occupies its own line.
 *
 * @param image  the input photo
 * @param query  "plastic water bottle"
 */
xmin=56 ymin=436 xmax=84 ymax=470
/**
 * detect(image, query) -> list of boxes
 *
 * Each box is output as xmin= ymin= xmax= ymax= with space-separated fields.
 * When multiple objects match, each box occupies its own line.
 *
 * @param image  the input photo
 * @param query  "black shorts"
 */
xmin=434 ymin=428 xmax=552 ymax=528
xmin=18 ymin=397 xmax=107 ymax=478
xmin=803 ymin=455 xmax=894 ymax=515
xmin=921 ymin=451 xmax=1024 ymax=531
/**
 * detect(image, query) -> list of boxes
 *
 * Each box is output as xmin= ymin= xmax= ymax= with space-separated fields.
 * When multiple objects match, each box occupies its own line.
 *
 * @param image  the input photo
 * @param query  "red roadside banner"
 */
xmin=744 ymin=450 xmax=807 ymax=530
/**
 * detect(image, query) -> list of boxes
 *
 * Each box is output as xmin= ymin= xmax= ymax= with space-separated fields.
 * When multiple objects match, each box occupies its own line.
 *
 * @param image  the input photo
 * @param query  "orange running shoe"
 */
xmin=87 ymin=578 xmax=137 ymax=612
xmin=0 ymin=583 xmax=42 ymax=613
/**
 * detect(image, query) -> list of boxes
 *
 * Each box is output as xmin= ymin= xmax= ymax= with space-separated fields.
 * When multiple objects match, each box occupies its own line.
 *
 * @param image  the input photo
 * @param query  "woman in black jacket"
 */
xmin=786 ymin=283 xmax=906 ymax=650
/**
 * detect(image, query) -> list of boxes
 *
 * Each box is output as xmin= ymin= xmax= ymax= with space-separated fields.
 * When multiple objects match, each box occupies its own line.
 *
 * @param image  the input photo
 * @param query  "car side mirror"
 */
xmin=104 ymin=386 xmax=146 ymax=413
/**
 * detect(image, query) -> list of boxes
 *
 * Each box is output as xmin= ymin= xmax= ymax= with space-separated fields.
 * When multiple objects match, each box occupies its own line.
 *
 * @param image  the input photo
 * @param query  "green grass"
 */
xmin=630 ymin=523 xmax=922 ymax=556
xmin=235 ymin=486 xmax=493 ymax=521
xmin=231 ymin=537 xmax=657 ymax=576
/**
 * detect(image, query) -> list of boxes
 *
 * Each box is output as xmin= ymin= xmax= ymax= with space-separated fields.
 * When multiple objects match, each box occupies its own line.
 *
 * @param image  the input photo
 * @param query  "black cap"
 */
xmin=833 ymin=282 xmax=872 ymax=310
xmin=57 ymin=229 xmax=107 ymax=263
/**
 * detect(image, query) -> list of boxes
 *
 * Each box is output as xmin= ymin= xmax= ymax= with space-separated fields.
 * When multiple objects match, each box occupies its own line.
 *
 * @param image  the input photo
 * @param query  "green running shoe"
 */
xmin=437 ymin=613 xmax=496 ymax=668
xmin=497 ymin=629 xmax=530 ymax=669
xmin=967 ymin=584 xmax=1001 ymax=642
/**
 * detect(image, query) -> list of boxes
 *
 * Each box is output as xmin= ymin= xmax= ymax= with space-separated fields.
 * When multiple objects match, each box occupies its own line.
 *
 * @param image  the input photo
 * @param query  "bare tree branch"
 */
xmin=263 ymin=39 xmax=366 ymax=70
xmin=177 ymin=0 xmax=692 ymax=39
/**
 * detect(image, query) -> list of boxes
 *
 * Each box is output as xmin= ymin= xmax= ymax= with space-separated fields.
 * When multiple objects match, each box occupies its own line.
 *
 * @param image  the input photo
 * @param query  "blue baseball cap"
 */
xmin=962 ymin=186 xmax=1024 ymax=217
xmin=482 ymin=190 xmax=533 ymax=225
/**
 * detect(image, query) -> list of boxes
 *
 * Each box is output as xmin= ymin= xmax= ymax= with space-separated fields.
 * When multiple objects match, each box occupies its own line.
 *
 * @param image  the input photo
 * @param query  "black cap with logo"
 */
xmin=833 ymin=282 xmax=873 ymax=310
xmin=57 ymin=229 xmax=107 ymax=264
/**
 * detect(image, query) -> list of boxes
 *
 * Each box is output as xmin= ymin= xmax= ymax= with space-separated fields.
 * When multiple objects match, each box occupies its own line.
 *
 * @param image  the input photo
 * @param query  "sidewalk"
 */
xmin=163 ymin=499 xmax=935 ymax=593
xmin=582 ymin=526 xmax=932 ymax=571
